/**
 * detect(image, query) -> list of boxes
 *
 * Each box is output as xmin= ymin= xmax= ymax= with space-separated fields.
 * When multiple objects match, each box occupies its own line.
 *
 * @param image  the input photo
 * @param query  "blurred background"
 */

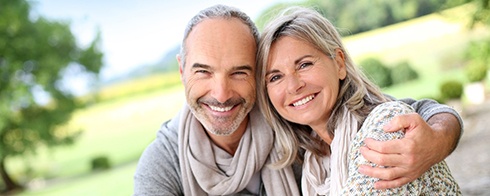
xmin=1 ymin=0 xmax=489 ymax=195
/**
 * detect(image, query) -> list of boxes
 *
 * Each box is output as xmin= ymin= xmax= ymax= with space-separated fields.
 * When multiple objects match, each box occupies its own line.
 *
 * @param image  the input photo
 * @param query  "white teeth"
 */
xmin=292 ymin=95 xmax=315 ymax=107
xmin=209 ymin=105 xmax=233 ymax=112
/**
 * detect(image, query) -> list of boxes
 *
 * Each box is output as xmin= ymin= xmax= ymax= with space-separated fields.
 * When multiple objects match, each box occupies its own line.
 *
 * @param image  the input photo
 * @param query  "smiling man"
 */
xmin=133 ymin=4 xmax=300 ymax=195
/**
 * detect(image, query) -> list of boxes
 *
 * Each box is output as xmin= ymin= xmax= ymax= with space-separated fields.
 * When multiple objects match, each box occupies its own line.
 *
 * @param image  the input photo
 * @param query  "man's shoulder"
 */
xmin=137 ymin=114 xmax=181 ymax=167
xmin=133 ymin=118 xmax=183 ymax=195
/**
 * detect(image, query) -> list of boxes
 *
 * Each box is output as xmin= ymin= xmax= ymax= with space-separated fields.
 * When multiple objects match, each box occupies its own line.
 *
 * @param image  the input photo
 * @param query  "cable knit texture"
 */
xmin=341 ymin=101 xmax=462 ymax=195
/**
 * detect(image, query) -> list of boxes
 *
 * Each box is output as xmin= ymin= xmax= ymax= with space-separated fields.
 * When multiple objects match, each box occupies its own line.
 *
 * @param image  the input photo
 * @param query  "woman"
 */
xmin=256 ymin=6 xmax=461 ymax=195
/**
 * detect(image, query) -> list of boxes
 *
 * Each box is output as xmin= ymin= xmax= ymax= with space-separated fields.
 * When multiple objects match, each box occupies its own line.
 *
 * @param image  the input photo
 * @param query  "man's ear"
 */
xmin=176 ymin=54 xmax=184 ymax=83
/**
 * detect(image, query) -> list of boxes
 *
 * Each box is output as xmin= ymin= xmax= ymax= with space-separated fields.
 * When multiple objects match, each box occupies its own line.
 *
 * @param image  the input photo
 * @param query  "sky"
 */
xmin=32 ymin=0 xmax=300 ymax=83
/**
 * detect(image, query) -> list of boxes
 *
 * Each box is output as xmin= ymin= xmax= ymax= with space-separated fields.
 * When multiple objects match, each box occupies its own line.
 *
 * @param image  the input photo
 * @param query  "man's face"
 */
xmin=178 ymin=18 xmax=256 ymax=136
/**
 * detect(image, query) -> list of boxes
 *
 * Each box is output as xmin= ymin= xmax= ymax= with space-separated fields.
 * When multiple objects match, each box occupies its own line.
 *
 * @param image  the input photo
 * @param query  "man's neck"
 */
xmin=206 ymin=116 xmax=249 ymax=156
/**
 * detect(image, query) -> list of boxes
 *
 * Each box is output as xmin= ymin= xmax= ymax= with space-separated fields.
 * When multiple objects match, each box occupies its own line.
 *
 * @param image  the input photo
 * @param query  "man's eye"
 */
xmin=195 ymin=70 xmax=209 ymax=74
xmin=231 ymin=71 xmax=249 ymax=80
xmin=232 ymin=71 xmax=247 ymax=75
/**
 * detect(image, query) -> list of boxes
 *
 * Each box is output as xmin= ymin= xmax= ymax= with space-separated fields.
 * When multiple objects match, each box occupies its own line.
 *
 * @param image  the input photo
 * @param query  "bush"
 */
xmin=440 ymin=80 xmax=463 ymax=100
xmin=91 ymin=156 xmax=111 ymax=171
xmin=360 ymin=57 xmax=393 ymax=88
xmin=390 ymin=61 xmax=419 ymax=84
xmin=465 ymin=61 xmax=487 ymax=82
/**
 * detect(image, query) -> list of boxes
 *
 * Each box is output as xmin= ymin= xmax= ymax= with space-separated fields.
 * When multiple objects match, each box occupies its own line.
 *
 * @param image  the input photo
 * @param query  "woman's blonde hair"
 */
xmin=256 ymin=6 xmax=390 ymax=168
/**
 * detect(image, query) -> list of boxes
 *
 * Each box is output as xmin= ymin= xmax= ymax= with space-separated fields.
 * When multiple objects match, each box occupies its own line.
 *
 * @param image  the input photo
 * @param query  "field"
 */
xmin=8 ymin=5 xmax=489 ymax=195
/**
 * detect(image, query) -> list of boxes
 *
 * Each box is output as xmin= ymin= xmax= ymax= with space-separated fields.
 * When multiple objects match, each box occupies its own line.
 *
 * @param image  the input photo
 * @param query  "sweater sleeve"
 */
xmin=133 ymin=120 xmax=183 ymax=196
xmin=397 ymin=97 xmax=464 ymax=137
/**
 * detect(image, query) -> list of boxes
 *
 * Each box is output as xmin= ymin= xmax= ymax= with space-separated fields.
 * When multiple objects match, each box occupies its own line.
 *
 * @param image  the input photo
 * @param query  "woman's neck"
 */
xmin=311 ymin=126 xmax=333 ymax=145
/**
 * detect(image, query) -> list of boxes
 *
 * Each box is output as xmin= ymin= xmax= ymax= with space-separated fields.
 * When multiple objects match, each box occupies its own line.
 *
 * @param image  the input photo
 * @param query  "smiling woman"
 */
xmin=256 ymin=6 xmax=462 ymax=195
xmin=266 ymin=36 xmax=346 ymax=140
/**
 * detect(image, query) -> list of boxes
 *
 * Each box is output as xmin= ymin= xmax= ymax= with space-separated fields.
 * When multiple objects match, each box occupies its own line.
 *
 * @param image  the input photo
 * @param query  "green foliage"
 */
xmin=448 ymin=0 xmax=490 ymax=27
xmin=255 ymin=0 xmax=456 ymax=34
xmin=255 ymin=3 xmax=299 ymax=30
xmin=0 ymin=0 xmax=103 ymax=191
xmin=391 ymin=61 xmax=419 ymax=84
xmin=440 ymin=80 xmax=464 ymax=100
xmin=465 ymin=39 xmax=490 ymax=64
xmin=465 ymin=61 xmax=488 ymax=82
xmin=360 ymin=57 xmax=393 ymax=88
xmin=462 ymin=38 xmax=490 ymax=82
xmin=91 ymin=156 xmax=111 ymax=171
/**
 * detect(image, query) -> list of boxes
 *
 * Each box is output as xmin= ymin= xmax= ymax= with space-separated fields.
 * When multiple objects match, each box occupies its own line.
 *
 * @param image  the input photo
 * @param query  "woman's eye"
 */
xmin=299 ymin=62 xmax=313 ymax=69
xmin=269 ymin=75 xmax=281 ymax=83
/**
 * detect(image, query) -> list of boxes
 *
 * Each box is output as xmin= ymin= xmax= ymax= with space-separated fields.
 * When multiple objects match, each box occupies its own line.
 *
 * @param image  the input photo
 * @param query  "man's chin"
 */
xmin=204 ymin=122 xmax=238 ymax=136
xmin=207 ymin=129 xmax=236 ymax=136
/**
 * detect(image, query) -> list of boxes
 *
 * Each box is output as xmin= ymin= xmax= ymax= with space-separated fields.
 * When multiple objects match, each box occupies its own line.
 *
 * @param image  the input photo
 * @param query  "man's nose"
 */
xmin=210 ymin=77 xmax=233 ymax=103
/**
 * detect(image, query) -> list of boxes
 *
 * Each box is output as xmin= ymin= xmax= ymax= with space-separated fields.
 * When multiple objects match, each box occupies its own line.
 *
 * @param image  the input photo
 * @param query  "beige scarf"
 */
xmin=178 ymin=104 xmax=299 ymax=195
xmin=302 ymin=109 xmax=358 ymax=196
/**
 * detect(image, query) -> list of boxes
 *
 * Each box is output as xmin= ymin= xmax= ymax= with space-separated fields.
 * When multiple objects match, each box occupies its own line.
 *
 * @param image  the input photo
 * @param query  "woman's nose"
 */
xmin=286 ymin=74 xmax=305 ymax=94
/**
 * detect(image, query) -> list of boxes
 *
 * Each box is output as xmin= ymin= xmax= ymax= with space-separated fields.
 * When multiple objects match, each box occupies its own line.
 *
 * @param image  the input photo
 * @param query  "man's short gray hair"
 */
xmin=179 ymin=4 xmax=259 ymax=67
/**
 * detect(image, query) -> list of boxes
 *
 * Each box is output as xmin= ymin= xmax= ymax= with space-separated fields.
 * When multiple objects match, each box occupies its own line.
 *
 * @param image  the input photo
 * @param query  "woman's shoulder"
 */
xmin=371 ymin=101 xmax=414 ymax=115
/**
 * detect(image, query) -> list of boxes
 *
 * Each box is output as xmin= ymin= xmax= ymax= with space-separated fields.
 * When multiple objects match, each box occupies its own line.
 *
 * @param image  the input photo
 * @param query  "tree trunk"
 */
xmin=0 ymin=157 xmax=22 ymax=193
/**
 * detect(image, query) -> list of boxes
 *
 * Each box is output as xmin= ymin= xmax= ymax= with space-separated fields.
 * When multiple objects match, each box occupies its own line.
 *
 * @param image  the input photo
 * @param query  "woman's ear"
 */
xmin=334 ymin=49 xmax=347 ymax=80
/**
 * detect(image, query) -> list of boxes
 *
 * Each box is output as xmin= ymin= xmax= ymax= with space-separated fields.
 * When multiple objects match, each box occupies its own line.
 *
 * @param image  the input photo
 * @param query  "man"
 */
xmin=133 ymin=4 xmax=462 ymax=195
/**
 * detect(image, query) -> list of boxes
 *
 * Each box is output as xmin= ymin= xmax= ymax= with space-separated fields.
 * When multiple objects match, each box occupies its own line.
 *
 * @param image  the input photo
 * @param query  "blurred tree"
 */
xmin=0 ymin=0 xmax=103 ymax=193
xmin=446 ymin=0 xmax=490 ymax=82
xmin=255 ymin=2 xmax=299 ymax=30
xmin=255 ymin=0 xmax=453 ymax=35
xmin=360 ymin=57 xmax=393 ymax=88
xmin=448 ymin=0 xmax=490 ymax=27
xmin=391 ymin=61 xmax=419 ymax=84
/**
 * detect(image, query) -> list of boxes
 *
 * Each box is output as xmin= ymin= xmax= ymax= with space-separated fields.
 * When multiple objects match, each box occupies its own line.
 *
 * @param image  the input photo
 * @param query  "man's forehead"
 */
xmin=184 ymin=18 xmax=257 ymax=69
xmin=187 ymin=18 xmax=254 ymax=43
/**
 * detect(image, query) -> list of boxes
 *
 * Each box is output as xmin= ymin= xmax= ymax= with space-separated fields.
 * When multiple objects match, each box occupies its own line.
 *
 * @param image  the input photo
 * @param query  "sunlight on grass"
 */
xmin=7 ymin=86 xmax=185 ymax=194
xmin=18 ymin=162 xmax=137 ymax=196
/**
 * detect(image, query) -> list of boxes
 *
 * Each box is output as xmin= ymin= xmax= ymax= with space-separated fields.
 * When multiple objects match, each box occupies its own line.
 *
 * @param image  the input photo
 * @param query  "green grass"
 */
xmin=18 ymin=162 xmax=138 ymax=196
xmin=6 ymin=4 xmax=489 ymax=195
xmin=343 ymin=4 xmax=488 ymax=99
xmin=6 ymin=86 xmax=185 ymax=195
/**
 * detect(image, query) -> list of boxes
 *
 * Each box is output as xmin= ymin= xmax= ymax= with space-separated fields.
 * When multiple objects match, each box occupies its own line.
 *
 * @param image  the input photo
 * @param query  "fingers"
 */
xmin=358 ymin=165 xmax=402 ymax=181
xmin=358 ymin=164 xmax=415 ymax=189
xmin=360 ymin=146 xmax=404 ymax=166
xmin=363 ymin=138 xmax=407 ymax=155
xmin=374 ymin=177 xmax=413 ymax=189
xmin=383 ymin=113 xmax=420 ymax=133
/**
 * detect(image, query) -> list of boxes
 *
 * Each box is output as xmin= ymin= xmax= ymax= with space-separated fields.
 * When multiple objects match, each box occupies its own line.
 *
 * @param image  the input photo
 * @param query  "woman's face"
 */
xmin=265 ymin=36 xmax=346 ymax=130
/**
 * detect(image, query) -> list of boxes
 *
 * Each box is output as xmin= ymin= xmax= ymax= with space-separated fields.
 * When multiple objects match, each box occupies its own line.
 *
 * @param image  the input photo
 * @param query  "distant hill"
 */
xmin=102 ymin=45 xmax=180 ymax=85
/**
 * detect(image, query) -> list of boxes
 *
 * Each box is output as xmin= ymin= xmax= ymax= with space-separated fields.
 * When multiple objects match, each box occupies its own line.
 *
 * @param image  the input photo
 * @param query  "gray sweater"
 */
xmin=133 ymin=98 xmax=463 ymax=195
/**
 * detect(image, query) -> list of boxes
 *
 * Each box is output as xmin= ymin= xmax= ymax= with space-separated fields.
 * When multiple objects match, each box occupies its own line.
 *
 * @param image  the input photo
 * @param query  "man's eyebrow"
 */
xmin=191 ymin=63 xmax=253 ymax=72
xmin=191 ymin=63 xmax=211 ymax=70
xmin=233 ymin=65 xmax=253 ymax=72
